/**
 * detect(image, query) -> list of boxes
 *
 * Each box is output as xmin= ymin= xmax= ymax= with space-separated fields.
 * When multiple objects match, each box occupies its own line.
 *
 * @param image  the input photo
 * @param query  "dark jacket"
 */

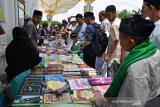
xmin=5 ymin=27 xmax=42 ymax=82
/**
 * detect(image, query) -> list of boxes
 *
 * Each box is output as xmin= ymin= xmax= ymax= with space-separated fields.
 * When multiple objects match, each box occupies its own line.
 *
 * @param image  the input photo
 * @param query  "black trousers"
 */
xmin=83 ymin=52 xmax=96 ymax=69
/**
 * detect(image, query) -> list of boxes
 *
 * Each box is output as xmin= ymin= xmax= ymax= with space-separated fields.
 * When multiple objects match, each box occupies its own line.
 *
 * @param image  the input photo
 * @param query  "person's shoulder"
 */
xmin=26 ymin=21 xmax=34 ymax=26
xmin=127 ymin=50 xmax=160 ymax=77
xmin=112 ymin=17 xmax=121 ymax=27
xmin=82 ymin=23 xmax=87 ymax=27
xmin=103 ymin=19 xmax=110 ymax=24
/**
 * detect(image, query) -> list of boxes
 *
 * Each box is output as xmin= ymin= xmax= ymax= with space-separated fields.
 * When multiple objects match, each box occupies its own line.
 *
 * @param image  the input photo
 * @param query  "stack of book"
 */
xmin=72 ymin=54 xmax=84 ymax=65
xmin=31 ymin=67 xmax=47 ymax=75
xmin=57 ymin=49 xmax=68 ymax=54
xmin=79 ymin=65 xmax=95 ymax=71
xmin=58 ymin=55 xmax=73 ymax=62
xmin=47 ymin=64 xmax=63 ymax=74
xmin=63 ymin=65 xmax=81 ymax=76
xmin=88 ymin=77 xmax=112 ymax=86
xmin=81 ymin=70 xmax=100 ymax=77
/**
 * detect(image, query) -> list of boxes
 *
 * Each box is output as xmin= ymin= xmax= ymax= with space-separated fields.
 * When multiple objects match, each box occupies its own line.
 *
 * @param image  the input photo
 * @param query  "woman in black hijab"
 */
xmin=5 ymin=27 xmax=42 ymax=83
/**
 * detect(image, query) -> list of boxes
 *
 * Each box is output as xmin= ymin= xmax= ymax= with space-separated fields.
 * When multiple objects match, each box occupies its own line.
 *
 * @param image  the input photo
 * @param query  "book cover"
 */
xmin=19 ymin=76 xmax=44 ymax=95
xmin=19 ymin=85 xmax=42 ymax=95
xmin=88 ymin=77 xmax=112 ymax=86
xmin=68 ymin=78 xmax=92 ymax=90
xmin=63 ymin=72 xmax=81 ymax=76
xmin=44 ymin=74 xmax=65 ymax=82
xmin=44 ymin=80 xmax=69 ymax=93
xmin=73 ymin=89 xmax=102 ymax=104
xmin=58 ymin=55 xmax=73 ymax=62
xmin=43 ymin=93 xmax=72 ymax=104
xmin=93 ymin=85 xmax=110 ymax=95
xmin=65 ymin=76 xmax=82 ymax=80
xmin=63 ymin=65 xmax=81 ymax=72
xmin=72 ymin=54 xmax=84 ymax=65
xmin=79 ymin=65 xmax=95 ymax=71
xmin=47 ymin=64 xmax=63 ymax=71
xmin=31 ymin=67 xmax=47 ymax=75
xmin=12 ymin=96 xmax=42 ymax=106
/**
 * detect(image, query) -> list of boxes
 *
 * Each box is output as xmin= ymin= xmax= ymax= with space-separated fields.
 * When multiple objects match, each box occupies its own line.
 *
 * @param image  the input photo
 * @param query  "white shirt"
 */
xmin=101 ymin=18 xmax=110 ymax=37
xmin=150 ymin=19 xmax=160 ymax=50
xmin=108 ymin=17 xmax=121 ymax=67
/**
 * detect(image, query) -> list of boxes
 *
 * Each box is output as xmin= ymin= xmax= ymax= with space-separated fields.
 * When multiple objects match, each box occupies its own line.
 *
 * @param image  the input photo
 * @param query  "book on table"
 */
xmin=79 ymin=65 xmax=95 ymax=71
xmin=43 ymin=93 xmax=72 ymax=104
xmin=31 ymin=66 xmax=47 ymax=75
xmin=12 ymin=96 xmax=42 ymax=106
xmin=19 ymin=76 xmax=44 ymax=96
xmin=43 ymin=80 xmax=69 ymax=93
xmin=68 ymin=78 xmax=92 ymax=90
xmin=92 ymin=85 xmax=110 ymax=95
xmin=63 ymin=65 xmax=81 ymax=72
xmin=44 ymin=74 xmax=65 ymax=82
xmin=73 ymin=89 xmax=102 ymax=104
xmin=88 ymin=77 xmax=112 ymax=86
xmin=47 ymin=64 xmax=63 ymax=74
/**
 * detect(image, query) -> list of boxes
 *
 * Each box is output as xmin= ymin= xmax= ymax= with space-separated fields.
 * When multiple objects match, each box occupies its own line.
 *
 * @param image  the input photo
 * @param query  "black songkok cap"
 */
xmin=70 ymin=33 xmax=77 ymax=38
xmin=105 ymin=5 xmax=116 ymax=12
xmin=119 ymin=15 xmax=155 ymax=38
xmin=33 ymin=10 xmax=43 ymax=17
xmin=84 ymin=12 xmax=94 ymax=18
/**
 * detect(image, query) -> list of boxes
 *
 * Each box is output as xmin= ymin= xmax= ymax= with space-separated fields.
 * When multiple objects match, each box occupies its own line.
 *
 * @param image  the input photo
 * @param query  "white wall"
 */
xmin=25 ymin=0 xmax=40 ymax=18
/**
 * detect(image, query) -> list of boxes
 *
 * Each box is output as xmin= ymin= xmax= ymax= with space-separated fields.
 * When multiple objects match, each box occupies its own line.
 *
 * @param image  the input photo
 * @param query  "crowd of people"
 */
xmin=3 ymin=0 xmax=160 ymax=106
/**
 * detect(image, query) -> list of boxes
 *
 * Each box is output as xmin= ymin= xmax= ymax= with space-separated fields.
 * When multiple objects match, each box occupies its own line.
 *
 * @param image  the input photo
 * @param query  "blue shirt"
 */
xmin=74 ymin=23 xmax=87 ymax=41
xmin=83 ymin=22 xmax=97 ymax=56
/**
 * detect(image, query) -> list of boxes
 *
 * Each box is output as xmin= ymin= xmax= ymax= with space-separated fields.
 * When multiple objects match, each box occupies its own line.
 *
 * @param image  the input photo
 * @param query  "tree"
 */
xmin=41 ymin=20 xmax=60 ymax=26
xmin=118 ymin=9 xmax=133 ymax=19
xmin=41 ymin=20 xmax=48 ymax=25
xmin=118 ymin=9 xmax=141 ymax=19
xmin=51 ymin=21 xmax=60 ymax=26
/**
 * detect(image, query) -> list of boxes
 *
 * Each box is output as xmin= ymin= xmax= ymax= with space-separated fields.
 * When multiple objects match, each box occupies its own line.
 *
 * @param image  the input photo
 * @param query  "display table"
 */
xmin=11 ymin=39 xmax=110 ymax=106
xmin=41 ymin=104 xmax=95 ymax=107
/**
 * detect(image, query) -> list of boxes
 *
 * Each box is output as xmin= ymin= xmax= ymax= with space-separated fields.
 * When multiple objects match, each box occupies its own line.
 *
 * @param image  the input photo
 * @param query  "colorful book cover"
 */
xmin=65 ymin=76 xmax=82 ymax=80
xmin=47 ymin=64 xmax=63 ymax=71
xmin=44 ymin=80 xmax=69 ymax=93
xmin=68 ymin=78 xmax=92 ymax=90
xmin=79 ymin=65 xmax=95 ymax=71
xmin=43 ymin=93 xmax=72 ymax=104
xmin=93 ymin=85 xmax=110 ymax=94
xmin=63 ymin=65 xmax=81 ymax=72
xmin=63 ymin=72 xmax=81 ymax=76
xmin=31 ymin=67 xmax=47 ymax=75
xmin=19 ymin=76 xmax=44 ymax=95
xmin=73 ymin=89 xmax=102 ymax=104
xmin=44 ymin=74 xmax=65 ymax=82
xmin=58 ymin=55 xmax=73 ymax=62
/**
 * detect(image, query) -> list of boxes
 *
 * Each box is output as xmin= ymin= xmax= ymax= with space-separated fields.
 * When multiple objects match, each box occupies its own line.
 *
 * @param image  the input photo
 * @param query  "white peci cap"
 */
xmin=70 ymin=17 xmax=76 ymax=22
xmin=24 ymin=15 xmax=31 ymax=20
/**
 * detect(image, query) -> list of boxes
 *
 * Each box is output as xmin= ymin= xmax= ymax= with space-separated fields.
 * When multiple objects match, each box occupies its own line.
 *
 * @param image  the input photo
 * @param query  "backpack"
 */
xmin=91 ymin=24 xmax=108 ymax=57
